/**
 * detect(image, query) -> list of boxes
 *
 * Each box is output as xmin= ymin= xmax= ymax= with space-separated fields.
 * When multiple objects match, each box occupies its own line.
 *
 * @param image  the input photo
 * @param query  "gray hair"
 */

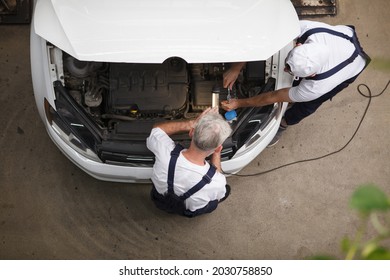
xmin=193 ymin=113 xmax=232 ymax=152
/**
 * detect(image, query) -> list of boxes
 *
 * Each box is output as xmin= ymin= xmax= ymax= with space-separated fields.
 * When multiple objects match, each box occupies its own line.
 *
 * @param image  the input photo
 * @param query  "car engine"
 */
xmin=62 ymin=54 xmax=242 ymax=130
xmin=55 ymin=51 xmax=271 ymax=164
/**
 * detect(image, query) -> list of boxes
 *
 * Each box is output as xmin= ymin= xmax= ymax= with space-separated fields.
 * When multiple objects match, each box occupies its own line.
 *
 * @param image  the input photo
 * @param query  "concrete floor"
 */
xmin=0 ymin=0 xmax=389 ymax=260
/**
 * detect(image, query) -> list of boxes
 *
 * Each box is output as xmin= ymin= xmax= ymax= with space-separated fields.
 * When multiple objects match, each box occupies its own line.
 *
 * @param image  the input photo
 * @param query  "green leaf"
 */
xmin=365 ymin=247 xmax=390 ymax=260
xmin=350 ymin=184 xmax=390 ymax=213
xmin=361 ymin=242 xmax=379 ymax=258
xmin=341 ymin=237 xmax=351 ymax=253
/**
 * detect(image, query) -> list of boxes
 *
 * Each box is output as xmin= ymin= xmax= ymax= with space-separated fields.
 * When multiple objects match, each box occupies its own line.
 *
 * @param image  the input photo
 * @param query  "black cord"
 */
xmin=223 ymin=80 xmax=390 ymax=177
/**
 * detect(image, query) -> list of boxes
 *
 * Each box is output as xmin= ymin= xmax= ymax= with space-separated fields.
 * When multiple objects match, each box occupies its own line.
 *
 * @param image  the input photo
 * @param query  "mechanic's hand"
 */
xmin=221 ymin=99 xmax=239 ymax=111
xmin=223 ymin=62 xmax=246 ymax=89
xmin=192 ymin=107 xmax=218 ymax=128
xmin=223 ymin=68 xmax=240 ymax=90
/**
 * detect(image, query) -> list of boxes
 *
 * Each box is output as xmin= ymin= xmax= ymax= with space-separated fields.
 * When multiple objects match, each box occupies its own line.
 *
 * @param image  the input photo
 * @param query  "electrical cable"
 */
xmin=223 ymin=80 xmax=390 ymax=177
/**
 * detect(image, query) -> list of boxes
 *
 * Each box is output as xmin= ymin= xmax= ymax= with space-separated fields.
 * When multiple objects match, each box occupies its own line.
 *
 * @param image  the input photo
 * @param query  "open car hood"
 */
xmin=34 ymin=0 xmax=299 ymax=63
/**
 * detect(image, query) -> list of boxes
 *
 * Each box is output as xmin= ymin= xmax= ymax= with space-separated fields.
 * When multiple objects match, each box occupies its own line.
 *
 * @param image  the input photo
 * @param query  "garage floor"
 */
xmin=1 ymin=0 xmax=389 ymax=260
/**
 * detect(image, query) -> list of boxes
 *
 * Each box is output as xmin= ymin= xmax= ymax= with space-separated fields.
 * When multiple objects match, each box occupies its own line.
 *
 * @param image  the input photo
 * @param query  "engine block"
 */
xmin=109 ymin=57 xmax=188 ymax=114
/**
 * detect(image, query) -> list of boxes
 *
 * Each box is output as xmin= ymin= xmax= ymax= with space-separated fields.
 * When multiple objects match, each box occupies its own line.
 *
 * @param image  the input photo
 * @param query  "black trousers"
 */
xmin=284 ymin=74 xmax=360 ymax=125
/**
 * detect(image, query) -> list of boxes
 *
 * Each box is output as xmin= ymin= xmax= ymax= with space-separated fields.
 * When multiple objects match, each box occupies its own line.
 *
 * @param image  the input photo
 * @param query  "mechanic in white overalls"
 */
xmin=221 ymin=20 xmax=370 ymax=146
xmin=147 ymin=107 xmax=232 ymax=217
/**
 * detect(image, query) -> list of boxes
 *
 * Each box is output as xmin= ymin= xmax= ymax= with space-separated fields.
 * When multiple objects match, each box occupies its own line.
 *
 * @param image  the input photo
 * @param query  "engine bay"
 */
xmin=60 ymin=52 xmax=268 ymax=143
xmin=49 ymin=48 xmax=276 ymax=165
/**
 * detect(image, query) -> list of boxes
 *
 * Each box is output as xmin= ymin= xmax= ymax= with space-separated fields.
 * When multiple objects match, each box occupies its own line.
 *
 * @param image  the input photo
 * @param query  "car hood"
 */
xmin=34 ymin=0 xmax=299 ymax=63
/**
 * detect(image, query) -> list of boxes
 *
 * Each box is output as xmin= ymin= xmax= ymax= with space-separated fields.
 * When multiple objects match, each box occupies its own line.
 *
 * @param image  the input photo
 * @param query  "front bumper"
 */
xmin=42 ymin=99 xmax=286 ymax=183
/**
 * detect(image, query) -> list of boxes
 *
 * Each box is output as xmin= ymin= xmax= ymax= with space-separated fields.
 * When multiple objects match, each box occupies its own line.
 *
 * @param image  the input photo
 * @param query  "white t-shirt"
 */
xmin=288 ymin=20 xmax=367 ymax=102
xmin=146 ymin=127 xmax=227 ymax=212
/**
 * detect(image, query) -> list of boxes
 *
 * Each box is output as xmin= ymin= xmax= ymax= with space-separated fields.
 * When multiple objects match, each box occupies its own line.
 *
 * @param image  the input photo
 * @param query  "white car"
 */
xmin=30 ymin=0 xmax=300 ymax=183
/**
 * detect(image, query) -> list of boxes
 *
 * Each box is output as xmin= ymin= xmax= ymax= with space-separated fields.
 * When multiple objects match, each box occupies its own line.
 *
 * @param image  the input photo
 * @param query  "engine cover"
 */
xmin=109 ymin=58 xmax=188 ymax=113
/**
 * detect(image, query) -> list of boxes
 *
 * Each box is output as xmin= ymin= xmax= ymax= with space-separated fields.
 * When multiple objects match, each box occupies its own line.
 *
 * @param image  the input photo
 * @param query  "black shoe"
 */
xmin=267 ymin=125 xmax=287 ymax=147
xmin=219 ymin=184 xmax=231 ymax=203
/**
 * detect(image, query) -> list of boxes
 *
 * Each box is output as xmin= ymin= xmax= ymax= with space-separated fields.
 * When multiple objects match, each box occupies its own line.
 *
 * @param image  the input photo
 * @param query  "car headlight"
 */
xmin=44 ymin=98 xmax=101 ymax=162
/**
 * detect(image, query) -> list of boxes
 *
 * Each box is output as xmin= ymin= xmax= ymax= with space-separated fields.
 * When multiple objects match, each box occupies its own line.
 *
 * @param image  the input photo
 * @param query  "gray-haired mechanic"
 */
xmin=147 ymin=107 xmax=232 ymax=217
xmin=221 ymin=20 xmax=370 ymax=146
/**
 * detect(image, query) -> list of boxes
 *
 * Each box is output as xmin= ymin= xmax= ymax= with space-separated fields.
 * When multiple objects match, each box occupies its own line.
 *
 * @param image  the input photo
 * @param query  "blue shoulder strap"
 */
xmin=167 ymin=144 xmax=184 ymax=194
xmin=297 ymin=26 xmax=370 ymax=81
xmin=297 ymin=27 xmax=353 ymax=45
xmin=167 ymin=144 xmax=217 ymax=200
xmin=181 ymin=165 xmax=216 ymax=200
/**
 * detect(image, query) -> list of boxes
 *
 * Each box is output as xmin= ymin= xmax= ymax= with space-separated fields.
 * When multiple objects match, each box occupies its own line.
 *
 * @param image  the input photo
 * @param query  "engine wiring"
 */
xmin=222 ymin=80 xmax=390 ymax=177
